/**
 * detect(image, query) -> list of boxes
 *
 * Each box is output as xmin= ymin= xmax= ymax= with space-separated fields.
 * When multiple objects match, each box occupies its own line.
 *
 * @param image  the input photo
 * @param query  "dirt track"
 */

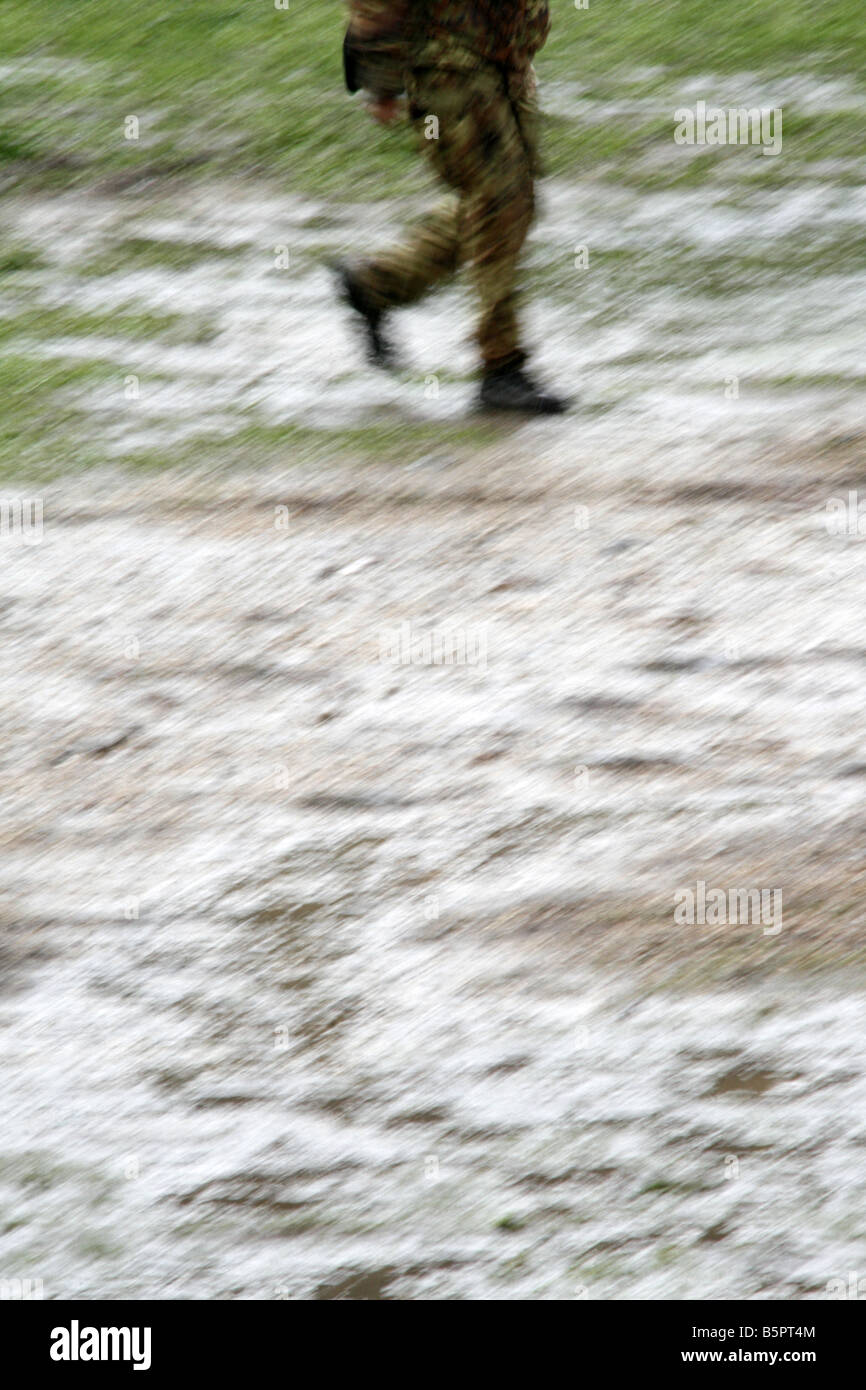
xmin=2 ymin=175 xmax=866 ymax=1297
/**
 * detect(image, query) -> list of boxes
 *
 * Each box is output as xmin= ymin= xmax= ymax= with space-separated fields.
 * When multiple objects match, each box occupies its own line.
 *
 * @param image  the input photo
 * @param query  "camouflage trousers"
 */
xmin=354 ymin=63 xmax=540 ymax=371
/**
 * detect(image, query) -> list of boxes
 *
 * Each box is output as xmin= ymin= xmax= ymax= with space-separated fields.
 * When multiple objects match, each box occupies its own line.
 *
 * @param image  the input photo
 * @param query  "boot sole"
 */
xmin=477 ymin=397 xmax=570 ymax=416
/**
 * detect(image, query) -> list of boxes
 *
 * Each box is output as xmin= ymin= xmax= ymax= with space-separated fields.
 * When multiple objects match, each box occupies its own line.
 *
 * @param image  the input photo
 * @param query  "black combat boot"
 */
xmin=479 ymin=363 xmax=568 ymax=415
xmin=331 ymin=260 xmax=396 ymax=369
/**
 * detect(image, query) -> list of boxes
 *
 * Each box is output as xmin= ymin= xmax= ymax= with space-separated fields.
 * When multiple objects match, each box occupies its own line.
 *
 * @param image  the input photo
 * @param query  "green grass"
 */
xmin=0 ymin=0 xmax=864 ymax=197
xmin=525 ymin=220 xmax=866 ymax=307
xmin=0 ymin=0 xmax=863 ymax=479
xmin=0 ymin=246 xmax=45 ymax=274
xmin=78 ymin=236 xmax=242 ymax=276
xmin=0 ymin=355 xmax=119 ymax=473
xmin=109 ymin=415 xmax=516 ymax=480
xmin=0 ymin=301 xmax=206 ymax=346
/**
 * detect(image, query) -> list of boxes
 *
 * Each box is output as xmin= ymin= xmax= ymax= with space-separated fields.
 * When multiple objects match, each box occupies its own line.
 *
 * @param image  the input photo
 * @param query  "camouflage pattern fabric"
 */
xmin=413 ymin=0 xmax=551 ymax=73
xmin=344 ymin=3 xmax=550 ymax=370
xmin=345 ymin=2 xmax=551 ymax=87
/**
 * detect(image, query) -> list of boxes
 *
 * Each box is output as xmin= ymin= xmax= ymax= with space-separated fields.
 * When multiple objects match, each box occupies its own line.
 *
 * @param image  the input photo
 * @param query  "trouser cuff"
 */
xmin=482 ymin=349 xmax=527 ymax=376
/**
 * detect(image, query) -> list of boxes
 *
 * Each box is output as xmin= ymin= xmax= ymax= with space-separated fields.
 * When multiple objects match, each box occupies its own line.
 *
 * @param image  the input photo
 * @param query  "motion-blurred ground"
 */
xmin=1 ymin=1 xmax=865 ymax=1299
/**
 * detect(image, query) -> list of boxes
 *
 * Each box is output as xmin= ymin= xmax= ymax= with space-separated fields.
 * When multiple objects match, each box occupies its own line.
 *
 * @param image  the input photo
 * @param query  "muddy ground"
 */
xmin=2 ymin=166 xmax=866 ymax=1299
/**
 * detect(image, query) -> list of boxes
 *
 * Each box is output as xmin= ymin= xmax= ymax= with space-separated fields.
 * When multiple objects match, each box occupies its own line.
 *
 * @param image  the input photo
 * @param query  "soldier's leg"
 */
xmin=353 ymin=194 xmax=462 ymax=309
xmin=464 ymin=151 xmax=534 ymax=371
xmin=346 ymin=64 xmax=532 ymax=322
xmin=408 ymin=69 xmax=534 ymax=369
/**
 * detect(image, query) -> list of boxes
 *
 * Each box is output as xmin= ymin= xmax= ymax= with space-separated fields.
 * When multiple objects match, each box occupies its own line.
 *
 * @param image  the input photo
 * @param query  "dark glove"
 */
xmin=343 ymin=29 xmax=363 ymax=94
